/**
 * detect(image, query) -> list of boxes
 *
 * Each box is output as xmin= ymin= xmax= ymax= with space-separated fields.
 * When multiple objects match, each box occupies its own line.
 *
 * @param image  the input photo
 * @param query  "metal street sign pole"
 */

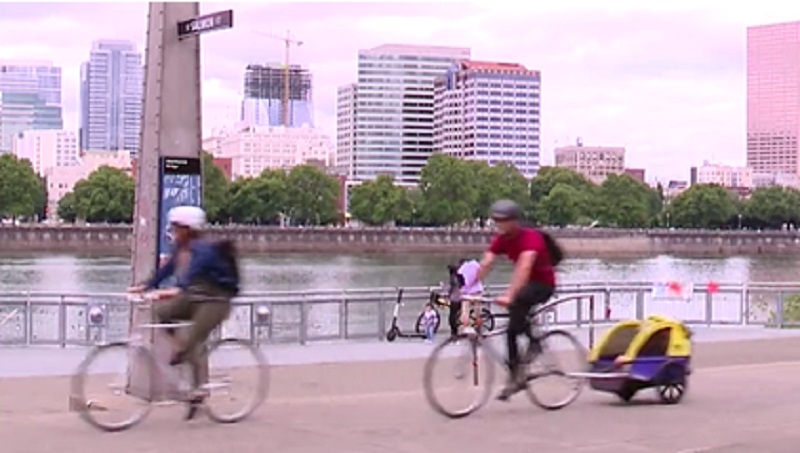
xmin=125 ymin=2 xmax=233 ymax=402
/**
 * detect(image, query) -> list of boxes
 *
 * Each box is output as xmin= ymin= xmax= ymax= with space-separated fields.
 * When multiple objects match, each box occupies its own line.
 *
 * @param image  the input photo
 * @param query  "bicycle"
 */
xmin=71 ymin=294 xmax=269 ymax=432
xmin=423 ymin=294 xmax=587 ymax=419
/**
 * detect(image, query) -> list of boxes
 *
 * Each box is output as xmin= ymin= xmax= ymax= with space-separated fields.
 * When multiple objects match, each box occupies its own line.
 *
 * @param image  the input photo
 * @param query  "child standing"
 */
xmin=422 ymin=303 xmax=437 ymax=343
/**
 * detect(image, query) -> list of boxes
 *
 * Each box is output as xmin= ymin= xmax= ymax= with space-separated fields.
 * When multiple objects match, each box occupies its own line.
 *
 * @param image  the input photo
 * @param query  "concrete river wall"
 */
xmin=1 ymin=225 xmax=800 ymax=256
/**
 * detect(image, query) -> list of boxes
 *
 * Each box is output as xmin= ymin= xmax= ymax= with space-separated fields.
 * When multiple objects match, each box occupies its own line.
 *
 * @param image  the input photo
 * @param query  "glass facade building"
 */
xmin=240 ymin=64 xmax=314 ymax=128
xmin=80 ymin=40 xmax=143 ymax=155
xmin=0 ymin=62 xmax=63 ymax=154
xmin=434 ymin=61 xmax=541 ymax=179
xmin=747 ymin=21 xmax=800 ymax=177
xmin=337 ymin=44 xmax=471 ymax=186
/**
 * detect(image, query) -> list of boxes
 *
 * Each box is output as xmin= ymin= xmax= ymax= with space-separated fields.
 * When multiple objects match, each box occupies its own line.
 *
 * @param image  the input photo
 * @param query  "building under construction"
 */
xmin=241 ymin=64 xmax=314 ymax=128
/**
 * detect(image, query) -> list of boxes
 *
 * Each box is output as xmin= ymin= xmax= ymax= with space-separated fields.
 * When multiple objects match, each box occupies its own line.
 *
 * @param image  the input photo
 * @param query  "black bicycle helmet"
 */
xmin=490 ymin=199 xmax=521 ymax=221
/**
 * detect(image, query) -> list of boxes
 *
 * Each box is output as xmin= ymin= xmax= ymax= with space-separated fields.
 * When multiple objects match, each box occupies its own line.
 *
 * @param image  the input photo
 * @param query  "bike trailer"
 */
xmin=581 ymin=315 xmax=692 ymax=404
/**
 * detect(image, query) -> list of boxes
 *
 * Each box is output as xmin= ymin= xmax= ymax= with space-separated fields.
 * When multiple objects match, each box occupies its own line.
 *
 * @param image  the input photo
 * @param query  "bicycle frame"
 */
xmin=128 ymin=320 xmax=196 ymax=399
xmin=464 ymin=293 xmax=598 ymax=347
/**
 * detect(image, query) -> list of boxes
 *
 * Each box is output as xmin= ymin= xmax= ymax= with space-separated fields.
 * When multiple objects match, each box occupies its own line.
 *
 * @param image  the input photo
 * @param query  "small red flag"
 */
xmin=667 ymin=281 xmax=682 ymax=294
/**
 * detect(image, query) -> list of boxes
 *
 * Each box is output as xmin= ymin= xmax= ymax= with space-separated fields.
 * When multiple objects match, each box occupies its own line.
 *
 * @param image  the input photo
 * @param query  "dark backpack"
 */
xmin=538 ymin=230 xmax=564 ymax=267
xmin=214 ymin=239 xmax=241 ymax=295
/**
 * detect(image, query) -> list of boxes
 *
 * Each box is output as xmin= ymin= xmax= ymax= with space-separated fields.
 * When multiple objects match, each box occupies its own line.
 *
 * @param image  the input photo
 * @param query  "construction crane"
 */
xmin=252 ymin=29 xmax=303 ymax=127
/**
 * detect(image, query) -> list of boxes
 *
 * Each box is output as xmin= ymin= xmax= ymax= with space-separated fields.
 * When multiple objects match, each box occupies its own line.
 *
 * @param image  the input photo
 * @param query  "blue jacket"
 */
xmin=146 ymin=239 xmax=239 ymax=293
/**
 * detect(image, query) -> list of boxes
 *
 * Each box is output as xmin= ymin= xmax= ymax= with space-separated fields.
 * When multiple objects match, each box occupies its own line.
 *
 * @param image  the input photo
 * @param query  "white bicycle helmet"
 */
xmin=167 ymin=205 xmax=206 ymax=231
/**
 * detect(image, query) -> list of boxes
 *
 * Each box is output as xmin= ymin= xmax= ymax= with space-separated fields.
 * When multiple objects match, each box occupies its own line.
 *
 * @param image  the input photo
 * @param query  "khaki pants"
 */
xmin=154 ymin=287 xmax=232 ymax=387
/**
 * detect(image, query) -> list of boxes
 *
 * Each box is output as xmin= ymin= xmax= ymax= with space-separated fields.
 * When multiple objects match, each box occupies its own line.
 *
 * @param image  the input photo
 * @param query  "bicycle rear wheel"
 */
xmin=203 ymin=338 xmax=269 ymax=423
xmin=423 ymin=335 xmax=495 ymax=419
xmin=72 ymin=342 xmax=154 ymax=432
xmin=525 ymin=329 xmax=587 ymax=410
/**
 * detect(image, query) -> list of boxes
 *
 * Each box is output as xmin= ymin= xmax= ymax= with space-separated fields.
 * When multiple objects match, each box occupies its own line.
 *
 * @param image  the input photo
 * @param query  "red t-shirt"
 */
xmin=489 ymin=227 xmax=556 ymax=287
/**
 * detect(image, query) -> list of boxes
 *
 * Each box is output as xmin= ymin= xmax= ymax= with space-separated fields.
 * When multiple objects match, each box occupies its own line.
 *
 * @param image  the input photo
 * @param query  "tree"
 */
xmin=71 ymin=166 xmax=135 ymax=223
xmin=666 ymin=184 xmax=738 ymax=229
xmin=349 ymin=175 xmax=413 ymax=226
xmin=284 ymin=165 xmax=341 ymax=225
xmin=228 ymin=169 xmax=288 ymax=225
xmin=0 ymin=154 xmax=45 ymax=220
xmin=471 ymin=161 xmax=529 ymax=225
xmin=418 ymin=154 xmax=477 ymax=226
xmin=744 ymin=186 xmax=800 ymax=229
xmin=595 ymin=174 xmax=658 ymax=228
xmin=56 ymin=192 xmax=77 ymax=222
xmin=202 ymin=152 xmax=229 ymax=223
xmin=529 ymin=167 xmax=596 ymax=223
xmin=537 ymin=183 xmax=593 ymax=226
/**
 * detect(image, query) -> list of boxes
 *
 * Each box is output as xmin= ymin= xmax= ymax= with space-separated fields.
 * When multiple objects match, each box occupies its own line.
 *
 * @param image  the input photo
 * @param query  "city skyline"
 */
xmin=2 ymin=2 xmax=799 ymax=182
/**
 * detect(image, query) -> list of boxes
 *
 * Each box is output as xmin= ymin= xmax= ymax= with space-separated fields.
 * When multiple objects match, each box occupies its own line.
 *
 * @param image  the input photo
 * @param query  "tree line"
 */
xmin=0 ymin=150 xmax=797 ymax=230
xmin=56 ymin=152 xmax=341 ymax=226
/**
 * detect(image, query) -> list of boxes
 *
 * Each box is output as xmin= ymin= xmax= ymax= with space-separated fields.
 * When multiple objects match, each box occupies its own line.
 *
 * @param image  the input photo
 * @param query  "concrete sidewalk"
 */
xmin=2 ymin=324 xmax=799 ymax=378
xmin=2 ymin=336 xmax=800 ymax=452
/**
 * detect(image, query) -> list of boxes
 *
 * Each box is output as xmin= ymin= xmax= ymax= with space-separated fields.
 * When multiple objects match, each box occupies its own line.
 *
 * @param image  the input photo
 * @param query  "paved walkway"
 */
xmin=3 ymin=334 xmax=800 ymax=452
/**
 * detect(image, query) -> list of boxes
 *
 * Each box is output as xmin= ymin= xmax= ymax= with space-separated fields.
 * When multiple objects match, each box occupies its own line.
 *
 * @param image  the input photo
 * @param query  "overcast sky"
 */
xmin=1 ymin=1 xmax=799 ymax=182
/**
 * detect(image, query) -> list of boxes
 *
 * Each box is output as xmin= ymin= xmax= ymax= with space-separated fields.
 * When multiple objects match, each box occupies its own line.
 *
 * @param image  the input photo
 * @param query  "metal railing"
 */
xmin=1 ymin=281 xmax=800 ymax=347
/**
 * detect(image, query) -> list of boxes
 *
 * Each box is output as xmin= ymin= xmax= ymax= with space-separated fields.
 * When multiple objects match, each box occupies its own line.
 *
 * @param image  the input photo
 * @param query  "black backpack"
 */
xmin=538 ymin=230 xmax=564 ymax=267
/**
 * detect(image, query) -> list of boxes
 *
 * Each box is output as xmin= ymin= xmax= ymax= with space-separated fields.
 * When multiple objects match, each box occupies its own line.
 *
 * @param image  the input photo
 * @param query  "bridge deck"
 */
xmin=2 ymin=335 xmax=800 ymax=452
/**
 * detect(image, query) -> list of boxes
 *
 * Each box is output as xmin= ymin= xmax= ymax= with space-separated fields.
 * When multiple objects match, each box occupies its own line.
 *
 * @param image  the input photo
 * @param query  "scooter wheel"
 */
xmin=386 ymin=328 xmax=398 ymax=342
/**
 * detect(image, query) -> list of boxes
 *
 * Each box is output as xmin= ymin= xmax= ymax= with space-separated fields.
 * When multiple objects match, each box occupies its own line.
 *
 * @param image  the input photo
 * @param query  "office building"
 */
xmin=45 ymin=150 xmax=133 ymax=220
xmin=690 ymin=161 xmax=753 ymax=188
xmin=554 ymin=140 xmax=625 ymax=184
xmin=0 ymin=92 xmax=63 ymax=153
xmin=211 ymin=124 xmax=334 ymax=179
xmin=433 ymin=60 xmax=541 ymax=178
xmin=336 ymin=44 xmax=471 ymax=187
xmin=0 ymin=61 xmax=63 ymax=153
xmin=80 ymin=40 xmax=143 ymax=154
xmin=624 ymin=168 xmax=646 ymax=183
xmin=241 ymin=64 xmax=313 ymax=128
xmin=12 ymin=129 xmax=79 ymax=176
xmin=747 ymin=21 xmax=800 ymax=178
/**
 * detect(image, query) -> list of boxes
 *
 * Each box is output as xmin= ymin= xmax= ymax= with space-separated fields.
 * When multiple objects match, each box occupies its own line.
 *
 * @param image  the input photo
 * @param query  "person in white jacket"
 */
xmin=456 ymin=258 xmax=484 ymax=331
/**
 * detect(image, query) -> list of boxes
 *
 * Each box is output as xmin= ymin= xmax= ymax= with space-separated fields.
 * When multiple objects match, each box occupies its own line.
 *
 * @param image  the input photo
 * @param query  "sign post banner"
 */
xmin=157 ymin=157 xmax=203 ymax=261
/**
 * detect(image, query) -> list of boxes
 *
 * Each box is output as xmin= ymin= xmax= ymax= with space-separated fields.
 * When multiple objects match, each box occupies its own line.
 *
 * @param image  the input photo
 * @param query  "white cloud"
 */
xmin=0 ymin=1 xmax=796 ymax=182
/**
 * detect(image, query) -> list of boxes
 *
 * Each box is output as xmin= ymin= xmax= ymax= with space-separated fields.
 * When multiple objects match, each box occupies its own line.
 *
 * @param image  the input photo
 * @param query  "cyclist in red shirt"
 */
xmin=476 ymin=199 xmax=556 ymax=401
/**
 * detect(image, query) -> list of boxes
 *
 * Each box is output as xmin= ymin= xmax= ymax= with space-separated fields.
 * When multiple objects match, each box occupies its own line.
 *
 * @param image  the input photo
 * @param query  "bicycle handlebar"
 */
xmin=461 ymin=294 xmax=496 ymax=304
xmin=126 ymin=293 xmax=158 ymax=304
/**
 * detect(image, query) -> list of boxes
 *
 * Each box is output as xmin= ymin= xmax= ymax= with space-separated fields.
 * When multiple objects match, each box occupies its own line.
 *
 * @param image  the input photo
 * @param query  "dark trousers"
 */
xmin=154 ymin=283 xmax=232 ymax=386
xmin=448 ymin=300 xmax=462 ymax=337
xmin=507 ymin=281 xmax=554 ymax=375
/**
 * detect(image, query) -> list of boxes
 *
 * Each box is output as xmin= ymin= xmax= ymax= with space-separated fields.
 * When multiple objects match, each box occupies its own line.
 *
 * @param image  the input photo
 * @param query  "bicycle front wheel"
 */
xmin=72 ymin=342 xmax=154 ymax=432
xmin=204 ymin=338 xmax=269 ymax=423
xmin=423 ymin=335 xmax=495 ymax=419
xmin=525 ymin=329 xmax=587 ymax=411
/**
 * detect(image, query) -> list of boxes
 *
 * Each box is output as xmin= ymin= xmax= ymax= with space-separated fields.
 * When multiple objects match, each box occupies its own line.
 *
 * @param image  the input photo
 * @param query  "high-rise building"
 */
xmin=746 ymin=21 xmax=800 ymax=178
xmin=335 ymin=83 xmax=357 ymax=176
xmin=80 ymin=40 xmax=143 ymax=155
xmin=433 ymin=60 xmax=541 ymax=178
xmin=12 ymin=129 xmax=79 ymax=176
xmin=336 ymin=44 xmax=471 ymax=187
xmin=0 ymin=61 xmax=63 ymax=153
xmin=554 ymin=141 xmax=626 ymax=184
xmin=241 ymin=64 xmax=313 ymax=128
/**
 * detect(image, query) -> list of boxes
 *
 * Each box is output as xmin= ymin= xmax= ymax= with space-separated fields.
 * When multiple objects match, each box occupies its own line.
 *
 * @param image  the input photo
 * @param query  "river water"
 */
xmin=1 ymin=253 xmax=799 ymax=293
xmin=1 ymin=252 xmax=800 ymax=354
